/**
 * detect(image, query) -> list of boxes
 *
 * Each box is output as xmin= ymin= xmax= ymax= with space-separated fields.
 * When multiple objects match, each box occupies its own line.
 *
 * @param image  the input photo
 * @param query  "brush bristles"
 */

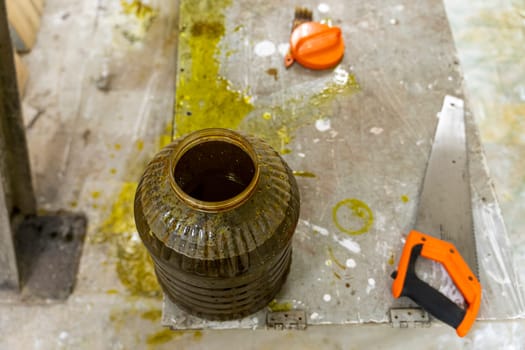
xmin=292 ymin=7 xmax=313 ymax=31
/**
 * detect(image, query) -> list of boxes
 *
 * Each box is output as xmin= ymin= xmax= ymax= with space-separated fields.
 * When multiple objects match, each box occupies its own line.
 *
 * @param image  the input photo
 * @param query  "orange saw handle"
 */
xmin=391 ymin=230 xmax=481 ymax=337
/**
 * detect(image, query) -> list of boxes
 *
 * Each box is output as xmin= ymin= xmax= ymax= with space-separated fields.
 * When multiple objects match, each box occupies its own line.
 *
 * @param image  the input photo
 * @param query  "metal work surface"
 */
xmin=163 ymin=0 xmax=524 ymax=329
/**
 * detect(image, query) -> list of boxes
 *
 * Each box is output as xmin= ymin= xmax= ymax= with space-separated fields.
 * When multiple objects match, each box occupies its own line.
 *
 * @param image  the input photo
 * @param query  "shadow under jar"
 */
xmin=134 ymin=128 xmax=300 ymax=320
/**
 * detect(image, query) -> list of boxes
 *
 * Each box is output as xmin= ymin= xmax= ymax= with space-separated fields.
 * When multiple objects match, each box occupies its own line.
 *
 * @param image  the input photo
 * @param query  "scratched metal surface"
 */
xmin=163 ymin=0 xmax=524 ymax=328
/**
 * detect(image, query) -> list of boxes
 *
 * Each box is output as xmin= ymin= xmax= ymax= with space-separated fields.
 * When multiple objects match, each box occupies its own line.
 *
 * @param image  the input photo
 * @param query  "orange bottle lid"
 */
xmin=285 ymin=22 xmax=344 ymax=70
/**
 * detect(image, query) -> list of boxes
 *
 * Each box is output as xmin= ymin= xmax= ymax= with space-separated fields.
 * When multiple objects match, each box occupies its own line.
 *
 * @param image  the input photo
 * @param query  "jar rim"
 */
xmin=169 ymin=128 xmax=261 ymax=213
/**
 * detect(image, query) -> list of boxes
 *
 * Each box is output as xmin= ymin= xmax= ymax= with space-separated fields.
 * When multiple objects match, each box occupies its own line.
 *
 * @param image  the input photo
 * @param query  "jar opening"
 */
xmin=174 ymin=140 xmax=255 ymax=202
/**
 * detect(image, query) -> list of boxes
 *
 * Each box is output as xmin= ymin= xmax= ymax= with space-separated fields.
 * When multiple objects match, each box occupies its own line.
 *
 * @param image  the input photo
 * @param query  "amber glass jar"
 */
xmin=134 ymin=128 xmax=300 ymax=320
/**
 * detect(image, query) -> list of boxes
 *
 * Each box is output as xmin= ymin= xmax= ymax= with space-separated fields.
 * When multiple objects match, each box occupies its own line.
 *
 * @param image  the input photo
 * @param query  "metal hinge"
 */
xmin=266 ymin=310 xmax=307 ymax=330
xmin=390 ymin=308 xmax=431 ymax=328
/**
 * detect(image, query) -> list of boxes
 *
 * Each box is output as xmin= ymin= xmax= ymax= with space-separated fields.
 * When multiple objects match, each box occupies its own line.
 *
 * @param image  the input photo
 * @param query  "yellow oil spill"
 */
xmin=388 ymin=253 xmax=395 ymax=266
xmin=327 ymin=246 xmax=346 ymax=270
xmin=241 ymin=74 xmax=360 ymax=155
xmin=141 ymin=309 xmax=162 ymax=322
xmin=293 ymin=171 xmax=316 ymax=178
xmin=268 ymin=299 xmax=293 ymax=312
xmin=121 ymin=0 xmax=156 ymax=20
xmin=277 ymin=125 xmax=292 ymax=154
xmin=309 ymin=74 xmax=360 ymax=107
xmin=94 ymin=182 xmax=161 ymax=297
xmin=157 ymin=122 xmax=174 ymax=149
xmin=136 ymin=139 xmax=144 ymax=151
xmin=401 ymin=195 xmax=409 ymax=203
xmin=146 ymin=329 xmax=185 ymax=346
xmin=332 ymin=198 xmax=374 ymax=236
xmin=173 ymin=0 xmax=253 ymax=137
xmin=119 ymin=0 xmax=158 ymax=43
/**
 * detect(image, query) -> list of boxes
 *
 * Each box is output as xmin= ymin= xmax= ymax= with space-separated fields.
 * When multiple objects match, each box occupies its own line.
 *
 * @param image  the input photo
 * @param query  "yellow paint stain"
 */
xmin=174 ymin=1 xmax=253 ymax=138
xmin=94 ymin=182 xmax=161 ymax=297
xmin=91 ymin=191 xmax=101 ymax=199
xmin=277 ymin=125 xmax=292 ymax=154
xmin=146 ymin=329 xmax=185 ymax=346
xmin=121 ymin=0 xmax=156 ymax=20
xmin=69 ymin=201 xmax=78 ymax=208
xmin=333 ymin=271 xmax=342 ymax=280
xmin=136 ymin=139 xmax=144 ymax=151
xmin=110 ymin=168 xmax=117 ymax=175
xmin=401 ymin=195 xmax=409 ymax=203
xmin=262 ymin=112 xmax=272 ymax=120
xmin=293 ymin=171 xmax=316 ymax=178
xmin=106 ymin=289 xmax=119 ymax=295
xmin=388 ymin=253 xmax=395 ymax=266
xmin=327 ymin=246 xmax=347 ymax=270
xmin=268 ymin=300 xmax=293 ymax=312
xmin=141 ymin=309 xmax=162 ymax=322
xmin=193 ymin=330 xmax=203 ymax=341
xmin=332 ymin=198 xmax=374 ymax=236
xmin=114 ymin=143 xmax=122 ymax=151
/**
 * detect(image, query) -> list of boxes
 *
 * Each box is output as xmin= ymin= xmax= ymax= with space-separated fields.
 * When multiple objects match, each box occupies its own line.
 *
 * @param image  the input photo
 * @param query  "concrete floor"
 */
xmin=1 ymin=0 xmax=524 ymax=349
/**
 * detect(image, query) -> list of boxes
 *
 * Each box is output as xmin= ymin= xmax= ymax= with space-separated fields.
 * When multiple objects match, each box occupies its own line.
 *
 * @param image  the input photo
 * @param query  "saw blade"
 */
xmin=414 ymin=95 xmax=479 ymax=277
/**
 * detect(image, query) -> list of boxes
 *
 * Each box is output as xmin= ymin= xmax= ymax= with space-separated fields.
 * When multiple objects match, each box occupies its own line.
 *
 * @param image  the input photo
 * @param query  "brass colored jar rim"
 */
xmin=169 ymin=128 xmax=261 ymax=213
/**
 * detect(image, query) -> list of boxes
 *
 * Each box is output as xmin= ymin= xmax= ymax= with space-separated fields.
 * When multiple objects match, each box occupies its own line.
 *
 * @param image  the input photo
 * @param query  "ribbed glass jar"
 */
xmin=134 ymin=128 xmax=300 ymax=320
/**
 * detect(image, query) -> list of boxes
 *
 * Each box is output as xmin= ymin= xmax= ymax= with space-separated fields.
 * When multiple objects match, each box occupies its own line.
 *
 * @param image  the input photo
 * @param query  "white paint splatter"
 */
xmin=313 ymin=138 xmax=320 ymax=143
xmin=366 ymin=278 xmax=376 ymax=294
xmin=389 ymin=18 xmax=399 ymax=25
xmin=318 ymin=3 xmax=330 ymax=13
xmin=254 ymin=40 xmax=276 ymax=57
xmin=323 ymin=294 xmax=332 ymax=302
xmin=333 ymin=235 xmax=361 ymax=254
xmin=59 ymin=331 xmax=68 ymax=340
xmin=370 ymin=127 xmax=384 ymax=135
xmin=345 ymin=258 xmax=356 ymax=268
xmin=310 ymin=312 xmax=320 ymax=320
xmin=298 ymin=152 xmax=306 ymax=158
xmin=333 ymin=67 xmax=349 ymax=85
xmin=301 ymin=220 xmax=329 ymax=236
xmin=277 ymin=43 xmax=289 ymax=57
xmin=315 ymin=118 xmax=331 ymax=132
xmin=325 ymin=259 xmax=333 ymax=267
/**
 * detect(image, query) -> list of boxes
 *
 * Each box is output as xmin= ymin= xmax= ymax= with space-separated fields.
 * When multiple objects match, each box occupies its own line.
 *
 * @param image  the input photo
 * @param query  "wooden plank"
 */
xmin=5 ymin=0 xmax=40 ymax=51
xmin=13 ymin=51 xmax=28 ymax=96
xmin=30 ymin=0 xmax=44 ymax=16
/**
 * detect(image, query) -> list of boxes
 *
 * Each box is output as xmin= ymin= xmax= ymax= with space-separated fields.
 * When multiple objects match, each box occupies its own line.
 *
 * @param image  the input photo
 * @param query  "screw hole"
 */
xmin=468 ymin=276 xmax=474 ymax=281
xmin=421 ymin=237 xmax=427 ymax=242
xmin=50 ymin=232 xmax=58 ymax=239
xmin=284 ymin=314 xmax=288 ymax=318
xmin=450 ymin=249 xmax=455 ymax=254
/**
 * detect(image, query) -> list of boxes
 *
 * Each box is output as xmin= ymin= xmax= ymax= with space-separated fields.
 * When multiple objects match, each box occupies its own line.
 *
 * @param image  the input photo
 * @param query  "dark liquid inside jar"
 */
xmin=174 ymin=141 xmax=256 ymax=202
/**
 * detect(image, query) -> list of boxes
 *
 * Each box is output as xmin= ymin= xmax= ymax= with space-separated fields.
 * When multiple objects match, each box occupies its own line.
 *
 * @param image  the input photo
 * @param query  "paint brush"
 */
xmin=291 ymin=7 xmax=313 ymax=32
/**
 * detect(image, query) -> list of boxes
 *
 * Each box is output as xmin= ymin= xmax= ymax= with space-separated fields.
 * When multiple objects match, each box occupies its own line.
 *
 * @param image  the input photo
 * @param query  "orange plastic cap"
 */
xmin=286 ymin=22 xmax=345 ymax=70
